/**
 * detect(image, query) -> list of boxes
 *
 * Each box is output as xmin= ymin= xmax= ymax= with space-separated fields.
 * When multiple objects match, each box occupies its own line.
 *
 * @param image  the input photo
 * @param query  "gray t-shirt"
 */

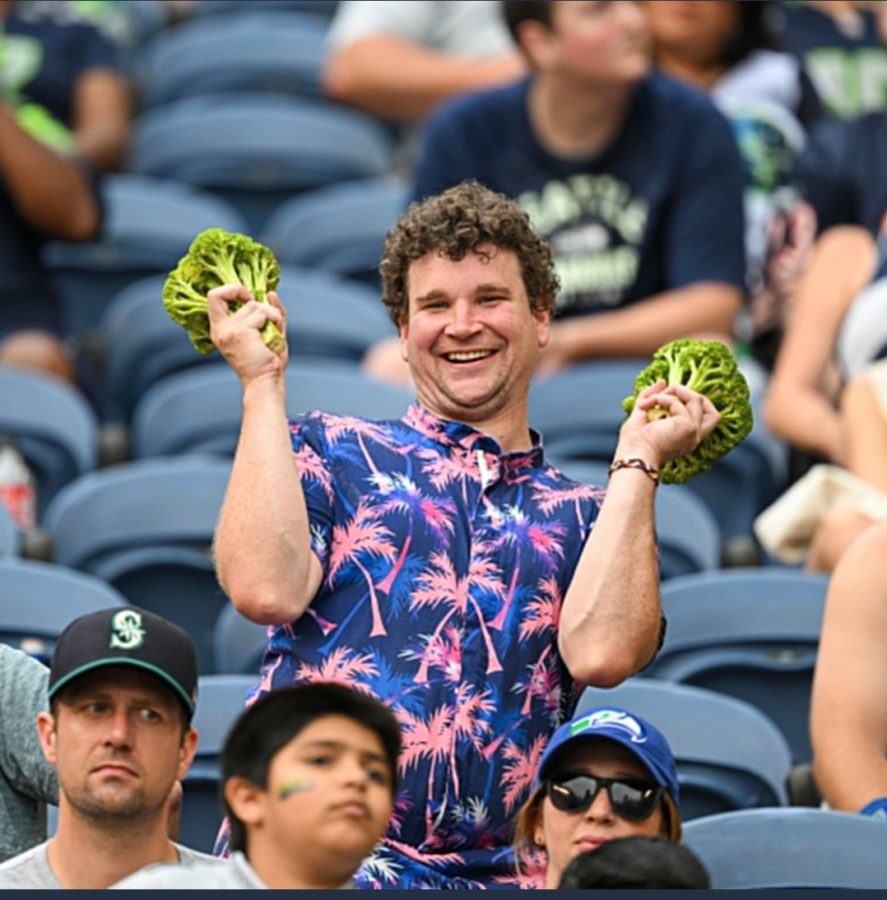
xmin=0 ymin=645 xmax=58 ymax=862
xmin=113 ymin=851 xmax=267 ymax=890
xmin=0 ymin=840 xmax=216 ymax=889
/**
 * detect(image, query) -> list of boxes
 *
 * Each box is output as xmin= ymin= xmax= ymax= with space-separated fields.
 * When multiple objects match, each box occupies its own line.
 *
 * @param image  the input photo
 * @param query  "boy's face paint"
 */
xmin=278 ymin=779 xmax=314 ymax=801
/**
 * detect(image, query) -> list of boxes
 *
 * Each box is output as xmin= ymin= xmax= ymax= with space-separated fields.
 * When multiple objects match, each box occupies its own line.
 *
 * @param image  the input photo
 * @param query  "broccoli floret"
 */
xmin=162 ymin=228 xmax=285 ymax=355
xmin=621 ymin=338 xmax=754 ymax=484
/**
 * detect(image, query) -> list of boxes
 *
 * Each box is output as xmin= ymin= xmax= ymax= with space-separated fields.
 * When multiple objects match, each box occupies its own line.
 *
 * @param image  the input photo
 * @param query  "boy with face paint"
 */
xmin=112 ymin=683 xmax=400 ymax=890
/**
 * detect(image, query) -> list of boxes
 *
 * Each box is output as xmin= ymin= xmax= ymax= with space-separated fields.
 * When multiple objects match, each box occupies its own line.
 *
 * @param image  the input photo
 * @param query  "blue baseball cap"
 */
xmin=537 ymin=706 xmax=680 ymax=805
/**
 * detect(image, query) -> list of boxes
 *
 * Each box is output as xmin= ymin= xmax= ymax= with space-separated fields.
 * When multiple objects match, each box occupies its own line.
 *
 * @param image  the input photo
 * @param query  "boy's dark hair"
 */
xmin=379 ymin=179 xmax=559 ymax=325
xmin=558 ymin=836 xmax=711 ymax=889
xmin=502 ymin=1 xmax=552 ymax=48
xmin=221 ymin=682 xmax=401 ymax=854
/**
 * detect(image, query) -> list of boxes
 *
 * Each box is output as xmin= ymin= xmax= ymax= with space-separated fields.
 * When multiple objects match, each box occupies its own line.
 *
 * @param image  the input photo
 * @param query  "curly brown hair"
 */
xmin=379 ymin=180 xmax=560 ymax=325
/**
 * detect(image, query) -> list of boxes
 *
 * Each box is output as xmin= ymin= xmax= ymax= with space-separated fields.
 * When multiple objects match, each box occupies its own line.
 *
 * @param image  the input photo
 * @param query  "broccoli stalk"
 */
xmin=621 ymin=339 xmax=754 ymax=484
xmin=162 ymin=228 xmax=285 ymax=355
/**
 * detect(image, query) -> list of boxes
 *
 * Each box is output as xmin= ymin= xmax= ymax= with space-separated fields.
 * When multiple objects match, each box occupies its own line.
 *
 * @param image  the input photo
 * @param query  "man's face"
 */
xmin=230 ymin=715 xmax=393 ymax=883
xmin=542 ymin=1 xmax=651 ymax=86
xmin=37 ymin=667 xmax=197 ymax=824
xmin=398 ymin=244 xmax=550 ymax=437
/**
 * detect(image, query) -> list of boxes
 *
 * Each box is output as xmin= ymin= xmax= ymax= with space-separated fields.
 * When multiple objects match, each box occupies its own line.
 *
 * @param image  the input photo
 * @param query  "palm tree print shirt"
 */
xmin=243 ymin=403 xmax=604 ymax=888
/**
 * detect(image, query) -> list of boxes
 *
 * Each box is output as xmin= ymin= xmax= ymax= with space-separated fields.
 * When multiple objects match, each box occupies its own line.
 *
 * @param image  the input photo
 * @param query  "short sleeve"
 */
xmin=325 ymin=0 xmax=438 ymax=50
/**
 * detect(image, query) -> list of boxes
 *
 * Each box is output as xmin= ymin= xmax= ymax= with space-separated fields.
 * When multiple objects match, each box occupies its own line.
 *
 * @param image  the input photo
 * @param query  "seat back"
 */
xmin=0 ymin=369 xmax=98 ymax=517
xmin=182 ymin=674 xmax=256 ymax=852
xmin=131 ymin=362 xmax=415 ymax=459
xmin=578 ymin=679 xmax=791 ymax=821
xmin=0 ymin=559 xmax=126 ymax=662
xmin=683 ymin=808 xmax=887 ymax=888
xmin=646 ymin=569 xmax=828 ymax=762
xmin=213 ymin=604 xmax=268 ymax=675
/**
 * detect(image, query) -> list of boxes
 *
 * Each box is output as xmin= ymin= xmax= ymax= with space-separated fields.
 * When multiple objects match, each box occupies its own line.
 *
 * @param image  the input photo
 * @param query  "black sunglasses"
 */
xmin=546 ymin=773 xmax=664 ymax=822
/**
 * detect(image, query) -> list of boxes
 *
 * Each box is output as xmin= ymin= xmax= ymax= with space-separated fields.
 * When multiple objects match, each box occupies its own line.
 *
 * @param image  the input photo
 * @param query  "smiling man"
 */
xmin=113 ymin=683 xmax=399 ymax=889
xmin=207 ymin=180 xmax=719 ymax=887
xmin=0 ymin=607 xmax=215 ymax=889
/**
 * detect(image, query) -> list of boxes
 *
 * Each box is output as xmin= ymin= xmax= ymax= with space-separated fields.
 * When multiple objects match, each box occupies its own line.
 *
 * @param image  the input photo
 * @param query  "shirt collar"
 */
xmin=402 ymin=402 xmax=545 ymax=471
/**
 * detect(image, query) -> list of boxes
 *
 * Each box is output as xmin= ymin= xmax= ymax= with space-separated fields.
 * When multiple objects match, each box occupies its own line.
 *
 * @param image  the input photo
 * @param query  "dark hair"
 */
xmin=221 ymin=682 xmax=401 ymax=853
xmin=724 ymin=1 xmax=780 ymax=66
xmin=379 ymin=180 xmax=559 ymax=325
xmin=558 ymin=836 xmax=711 ymax=889
xmin=502 ymin=0 xmax=552 ymax=47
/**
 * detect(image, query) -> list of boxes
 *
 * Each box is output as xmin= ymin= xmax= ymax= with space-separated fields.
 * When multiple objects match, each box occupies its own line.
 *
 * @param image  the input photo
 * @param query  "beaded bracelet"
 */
xmin=607 ymin=457 xmax=660 ymax=485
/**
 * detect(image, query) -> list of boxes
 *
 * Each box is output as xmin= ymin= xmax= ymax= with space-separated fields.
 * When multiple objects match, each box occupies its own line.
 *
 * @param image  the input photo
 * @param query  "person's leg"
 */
xmin=806 ymin=506 xmax=876 ymax=573
xmin=0 ymin=329 xmax=75 ymax=383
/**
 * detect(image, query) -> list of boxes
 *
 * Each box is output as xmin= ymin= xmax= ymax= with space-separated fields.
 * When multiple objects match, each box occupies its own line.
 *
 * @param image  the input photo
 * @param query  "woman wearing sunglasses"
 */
xmin=512 ymin=705 xmax=681 ymax=888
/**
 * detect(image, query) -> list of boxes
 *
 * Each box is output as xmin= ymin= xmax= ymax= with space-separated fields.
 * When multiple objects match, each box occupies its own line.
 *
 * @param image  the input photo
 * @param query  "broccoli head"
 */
xmin=162 ymin=228 xmax=285 ymax=355
xmin=621 ymin=338 xmax=753 ymax=484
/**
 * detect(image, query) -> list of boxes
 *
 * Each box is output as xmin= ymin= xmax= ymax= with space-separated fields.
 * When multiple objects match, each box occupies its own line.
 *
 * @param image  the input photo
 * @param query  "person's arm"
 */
xmin=323 ymin=34 xmax=524 ymax=121
xmin=764 ymin=226 xmax=877 ymax=463
xmin=72 ymin=67 xmax=132 ymax=172
xmin=538 ymin=281 xmax=742 ymax=372
xmin=811 ymin=520 xmax=887 ymax=812
xmin=208 ymin=285 xmax=324 ymax=625
xmin=558 ymin=381 xmax=721 ymax=687
xmin=0 ymin=102 xmax=100 ymax=239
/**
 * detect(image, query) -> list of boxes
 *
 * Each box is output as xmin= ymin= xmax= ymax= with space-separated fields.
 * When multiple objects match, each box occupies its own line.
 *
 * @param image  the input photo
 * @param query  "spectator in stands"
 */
xmin=644 ymin=0 xmax=824 ymax=366
xmin=558 ymin=836 xmax=710 ymax=889
xmin=207 ymin=181 xmax=720 ymax=887
xmin=761 ymin=224 xmax=887 ymax=571
xmin=363 ymin=0 xmax=746 ymax=385
xmin=512 ymin=705 xmax=682 ymax=889
xmin=774 ymin=0 xmax=887 ymax=121
xmin=0 ymin=606 xmax=214 ymax=888
xmin=0 ymin=0 xmax=130 ymax=383
xmin=322 ymin=0 xmax=525 ymax=123
xmin=810 ymin=520 xmax=887 ymax=819
xmin=0 ymin=644 xmax=58 ymax=863
xmin=113 ymin=683 xmax=399 ymax=889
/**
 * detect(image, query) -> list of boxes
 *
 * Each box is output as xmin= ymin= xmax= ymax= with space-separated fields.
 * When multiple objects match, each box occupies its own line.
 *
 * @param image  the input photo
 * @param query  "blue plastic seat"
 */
xmin=683 ymin=808 xmax=887 ymax=889
xmin=43 ymin=174 xmax=248 ymax=336
xmin=260 ymin=177 xmax=408 ymax=288
xmin=100 ymin=266 xmax=393 ymax=422
xmin=0 ymin=503 xmax=19 ymax=558
xmin=128 ymin=94 xmax=396 ymax=233
xmin=645 ymin=568 xmax=829 ymax=763
xmin=0 ymin=369 xmax=98 ymax=519
xmin=213 ymin=604 xmax=268 ymax=676
xmin=0 ymin=558 xmax=126 ymax=663
xmin=547 ymin=459 xmax=721 ymax=578
xmin=578 ymin=679 xmax=791 ymax=821
xmin=43 ymin=457 xmax=234 ymax=673
xmin=194 ymin=0 xmax=340 ymax=16
xmin=181 ymin=674 xmax=256 ymax=852
xmin=135 ymin=10 xmax=329 ymax=109
xmin=131 ymin=361 xmax=415 ymax=459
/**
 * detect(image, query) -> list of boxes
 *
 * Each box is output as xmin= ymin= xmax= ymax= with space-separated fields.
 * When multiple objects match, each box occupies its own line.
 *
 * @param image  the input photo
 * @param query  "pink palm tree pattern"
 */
xmin=221 ymin=403 xmax=605 ymax=889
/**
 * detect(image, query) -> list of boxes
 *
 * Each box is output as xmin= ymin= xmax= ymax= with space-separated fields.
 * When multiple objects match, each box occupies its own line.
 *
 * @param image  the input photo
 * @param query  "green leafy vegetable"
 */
xmin=162 ymin=228 xmax=285 ymax=355
xmin=622 ymin=338 xmax=753 ymax=484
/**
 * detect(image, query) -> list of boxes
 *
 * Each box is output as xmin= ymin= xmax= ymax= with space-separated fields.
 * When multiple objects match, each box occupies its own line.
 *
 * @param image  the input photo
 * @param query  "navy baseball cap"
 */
xmin=48 ymin=607 xmax=198 ymax=720
xmin=537 ymin=706 xmax=680 ymax=804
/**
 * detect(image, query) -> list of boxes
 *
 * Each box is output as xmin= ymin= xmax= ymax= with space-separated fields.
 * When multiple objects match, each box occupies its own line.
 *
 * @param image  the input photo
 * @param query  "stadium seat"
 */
xmin=645 ymin=568 xmax=829 ymax=763
xmin=100 ymin=266 xmax=393 ymax=422
xmin=43 ymin=457 xmax=234 ymax=674
xmin=0 ymin=503 xmax=19 ymax=558
xmin=0 ymin=559 xmax=126 ymax=663
xmin=550 ymin=459 xmax=721 ymax=578
xmin=194 ymin=0 xmax=340 ymax=16
xmin=135 ymin=10 xmax=329 ymax=108
xmin=213 ymin=604 xmax=268 ymax=676
xmin=181 ymin=674 xmax=256 ymax=852
xmin=131 ymin=361 xmax=415 ymax=458
xmin=0 ymin=369 xmax=98 ymax=518
xmin=128 ymin=94 xmax=396 ymax=233
xmin=260 ymin=177 xmax=408 ymax=288
xmin=43 ymin=174 xmax=248 ymax=336
xmin=578 ymin=679 xmax=791 ymax=821
xmin=683 ymin=808 xmax=887 ymax=889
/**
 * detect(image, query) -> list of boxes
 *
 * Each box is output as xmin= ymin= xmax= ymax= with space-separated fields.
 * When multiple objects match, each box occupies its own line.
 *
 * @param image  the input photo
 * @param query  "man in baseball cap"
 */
xmin=0 ymin=607 xmax=217 ymax=889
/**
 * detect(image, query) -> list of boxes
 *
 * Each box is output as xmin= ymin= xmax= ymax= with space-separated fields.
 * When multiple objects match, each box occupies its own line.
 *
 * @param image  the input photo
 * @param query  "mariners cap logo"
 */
xmin=571 ymin=709 xmax=647 ymax=744
xmin=109 ymin=609 xmax=146 ymax=651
